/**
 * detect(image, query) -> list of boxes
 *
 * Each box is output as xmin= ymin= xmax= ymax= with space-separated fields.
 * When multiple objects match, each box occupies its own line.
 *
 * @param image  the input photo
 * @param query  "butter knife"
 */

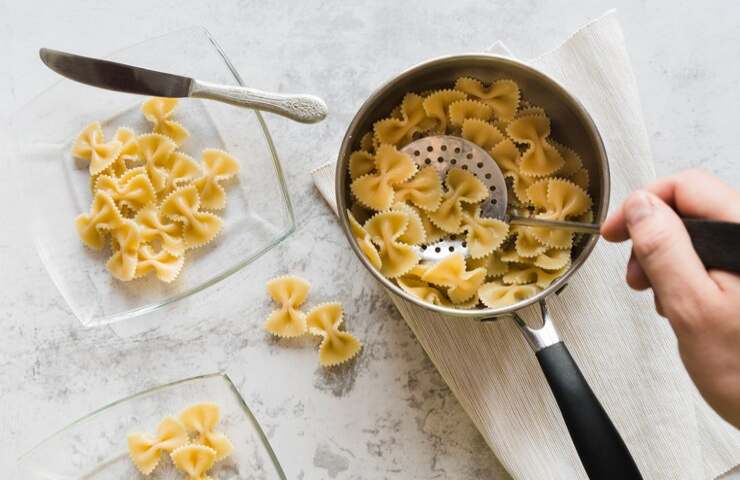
xmin=39 ymin=48 xmax=328 ymax=124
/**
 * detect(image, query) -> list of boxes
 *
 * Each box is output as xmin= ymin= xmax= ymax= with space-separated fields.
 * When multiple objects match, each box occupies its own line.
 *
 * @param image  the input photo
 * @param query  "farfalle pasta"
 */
xmin=428 ymin=167 xmax=488 ymax=233
xmin=479 ymin=282 xmax=540 ymax=308
xmin=345 ymin=76 xmax=594 ymax=310
xmin=506 ymin=115 xmax=564 ymax=177
xmin=364 ymin=210 xmax=419 ymax=278
xmin=351 ymin=144 xmax=417 ymax=211
xmin=460 ymin=205 xmax=509 ymax=259
xmin=422 ymin=90 xmax=467 ymax=133
xmin=142 ymin=96 xmax=190 ymax=145
xmin=179 ymin=402 xmax=234 ymax=461
xmin=264 ymin=275 xmax=311 ymax=337
xmin=127 ymin=402 xmax=232 ymax=478
xmin=171 ymin=444 xmax=216 ymax=480
xmin=127 ymin=416 xmax=189 ymax=475
xmin=421 ymin=253 xmax=487 ymax=304
xmin=306 ymin=302 xmax=362 ymax=367
xmin=454 ymin=77 xmax=520 ymax=120
xmin=393 ymin=165 xmax=443 ymax=211
xmin=71 ymin=97 xmax=241 ymax=283
xmin=373 ymin=93 xmax=433 ymax=146
xmin=160 ymin=186 xmax=223 ymax=249
xmin=192 ymin=149 xmax=240 ymax=210
xmin=263 ymin=276 xmax=363 ymax=367
xmin=71 ymin=121 xmax=123 ymax=175
xmin=448 ymin=99 xmax=493 ymax=127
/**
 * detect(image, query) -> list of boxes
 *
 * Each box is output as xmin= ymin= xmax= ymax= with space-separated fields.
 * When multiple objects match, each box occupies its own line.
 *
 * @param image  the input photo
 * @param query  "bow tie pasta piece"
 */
xmin=454 ymin=77 xmax=520 ymax=121
xmin=421 ymin=253 xmax=487 ymax=304
xmin=135 ymin=203 xmax=185 ymax=256
xmin=468 ymin=251 xmax=509 ymax=279
xmin=478 ymin=281 xmax=539 ymax=308
xmin=349 ymin=150 xmax=376 ymax=180
xmin=416 ymin=206 xmax=447 ymax=245
xmin=106 ymin=220 xmax=141 ymax=281
xmin=393 ymin=166 xmax=443 ymax=211
xmin=347 ymin=210 xmax=382 ymax=270
xmin=137 ymin=133 xmax=178 ymax=192
xmin=265 ymin=275 xmax=311 ymax=337
xmin=506 ymin=115 xmax=564 ymax=177
xmin=374 ymin=93 xmax=433 ymax=146
xmin=533 ymin=248 xmax=571 ymax=271
xmin=502 ymin=265 xmax=568 ymax=289
xmin=427 ymin=167 xmax=488 ymax=233
xmin=94 ymin=172 xmax=156 ymax=212
xmin=306 ymin=302 xmax=362 ymax=367
xmin=114 ymin=127 xmax=139 ymax=162
xmin=461 ymin=119 xmax=505 ymax=151
xmin=512 ymin=225 xmax=548 ymax=258
xmin=422 ymin=90 xmax=467 ymax=134
xmin=359 ymin=132 xmax=375 ymax=153
xmin=192 ymin=149 xmax=240 ymax=210
xmin=134 ymin=245 xmax=185 ymax=283
xmin=397 ymin=275 xmax=451 ymax=306
xmin=529 ymin=178 xmax=592 ymax=248
xmin=490 ymin=139 xmax=534 ymax=205
xmin=127 ymin=416 xmax=189 ymax=475
xmin=75 ymin=191 xmax=125 ymax=250
xmin=551 ymin=142 xmax=582 ymax=176
xmin=350 ymin=144 xmax=417 ymax=211
xmin=160 ymin=186 xmax=223 ymax=249
xmin=448 ymin=100 xmax=493 ymax=128
xmin=171 ymin=444 xmax=217 ymax=480
xmin=141 ymin=97 xmax=190 ymax=145
xmin=460 ymin=205 xmax=509 ymax=259
xmin=179 ymin=402 xmax=234 ymax=461
xmin=163 ymin=151 xmax=201 ymax=193
xmin=391 ymin=203 xmax=426 ymax=245
xmin=71 ymin=122 xmax=123 ymax=175
xmin=364 ymin=210 xmax=419 ymax=278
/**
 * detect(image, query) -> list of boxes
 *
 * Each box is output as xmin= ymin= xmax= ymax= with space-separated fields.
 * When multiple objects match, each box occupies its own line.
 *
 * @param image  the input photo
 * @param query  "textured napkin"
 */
xmin=312 ymin=11 xmax=740 ymax=479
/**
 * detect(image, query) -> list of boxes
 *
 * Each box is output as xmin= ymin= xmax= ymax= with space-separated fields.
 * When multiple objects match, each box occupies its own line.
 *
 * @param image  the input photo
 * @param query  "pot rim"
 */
xmin=336 ymin=53 xmax=610 ymax=319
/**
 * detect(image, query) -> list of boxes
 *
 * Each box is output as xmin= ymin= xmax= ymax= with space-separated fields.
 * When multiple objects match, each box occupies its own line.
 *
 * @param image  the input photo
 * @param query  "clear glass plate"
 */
xmin=11 ymin=27 xmax=295 ymax=327
xmin=17 ymin=373 xmax=287 ymax=479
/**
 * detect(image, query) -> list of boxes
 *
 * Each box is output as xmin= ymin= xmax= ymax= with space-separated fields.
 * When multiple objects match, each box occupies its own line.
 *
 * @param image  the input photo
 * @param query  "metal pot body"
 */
xmin=336 ymin=54 xmax=610 ymax=318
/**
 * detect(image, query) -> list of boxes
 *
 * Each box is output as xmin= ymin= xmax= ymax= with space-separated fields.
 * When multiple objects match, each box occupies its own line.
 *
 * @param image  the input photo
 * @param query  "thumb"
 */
xmin=624 ymin=190 xmax=717 ymax=321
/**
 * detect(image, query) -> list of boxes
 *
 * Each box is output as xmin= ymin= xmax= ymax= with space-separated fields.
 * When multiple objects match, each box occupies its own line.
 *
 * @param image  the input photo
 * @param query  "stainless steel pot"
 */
xmin=336 ymin=55 xmax=642 ymax=479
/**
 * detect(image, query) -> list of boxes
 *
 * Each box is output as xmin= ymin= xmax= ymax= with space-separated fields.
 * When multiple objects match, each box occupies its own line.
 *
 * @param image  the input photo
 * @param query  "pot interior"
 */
xmin=337 ymin=54 xmax=609 ymax=317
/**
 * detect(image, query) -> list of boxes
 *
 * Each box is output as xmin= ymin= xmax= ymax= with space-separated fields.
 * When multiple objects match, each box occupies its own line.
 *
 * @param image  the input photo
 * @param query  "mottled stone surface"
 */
xmin=0 ymin=0 xmax=738 ymax=478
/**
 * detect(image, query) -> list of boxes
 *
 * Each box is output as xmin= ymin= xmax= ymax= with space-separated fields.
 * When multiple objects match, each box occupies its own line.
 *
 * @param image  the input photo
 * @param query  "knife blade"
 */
xmin=39 ymin=48 xmax=192 ymax=97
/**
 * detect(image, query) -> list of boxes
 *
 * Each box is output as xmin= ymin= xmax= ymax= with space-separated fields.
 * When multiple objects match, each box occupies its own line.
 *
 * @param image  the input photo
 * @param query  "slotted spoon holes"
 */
xmin=402 ymin=135 xmax=509 ymax=222
xmin=416 ymin=239 xmax=467 ymax=262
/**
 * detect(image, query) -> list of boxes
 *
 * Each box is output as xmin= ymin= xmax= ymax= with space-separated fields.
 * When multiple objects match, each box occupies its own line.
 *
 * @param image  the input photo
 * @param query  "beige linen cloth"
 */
xmin=312 ymin=11 xmax=740 ymax=480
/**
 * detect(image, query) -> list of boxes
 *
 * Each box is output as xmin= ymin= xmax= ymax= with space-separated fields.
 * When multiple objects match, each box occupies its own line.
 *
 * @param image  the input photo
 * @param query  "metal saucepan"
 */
xmin=336 ymin=55 xmax=643 ymax=479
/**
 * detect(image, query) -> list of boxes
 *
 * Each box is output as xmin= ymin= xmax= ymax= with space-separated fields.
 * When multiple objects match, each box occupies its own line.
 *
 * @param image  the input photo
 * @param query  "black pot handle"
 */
xmin=513 ymin=302 xmax=643 ymax=479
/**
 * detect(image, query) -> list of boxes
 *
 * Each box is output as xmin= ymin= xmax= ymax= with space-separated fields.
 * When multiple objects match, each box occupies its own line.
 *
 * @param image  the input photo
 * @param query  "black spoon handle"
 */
xmin=683 ymin=218 xmax=740 ymax=273
xmin=510 ymin=216 xmax=740 ymax=273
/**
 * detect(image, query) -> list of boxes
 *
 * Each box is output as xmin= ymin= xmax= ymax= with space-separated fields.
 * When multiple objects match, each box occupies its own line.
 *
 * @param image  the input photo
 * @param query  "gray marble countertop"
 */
xmin=1 ymin=1 xmax=738 ymax=478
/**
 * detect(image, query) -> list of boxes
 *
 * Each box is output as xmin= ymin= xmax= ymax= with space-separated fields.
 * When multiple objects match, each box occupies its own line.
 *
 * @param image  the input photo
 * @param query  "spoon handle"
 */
xmin=509 ymin=215 xmax=600 ymax=234
xmin=190 ymin=79 xmax=328 ymax=124
xmin=509 ymin=215 xmax=740 ymax=273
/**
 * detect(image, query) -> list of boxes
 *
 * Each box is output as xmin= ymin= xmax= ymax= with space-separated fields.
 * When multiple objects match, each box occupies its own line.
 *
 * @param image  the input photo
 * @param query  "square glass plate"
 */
xmin=11 ymin=27 xmax=295 ymax=327
xmin=17 ymin=373 xmax=287 ymax=479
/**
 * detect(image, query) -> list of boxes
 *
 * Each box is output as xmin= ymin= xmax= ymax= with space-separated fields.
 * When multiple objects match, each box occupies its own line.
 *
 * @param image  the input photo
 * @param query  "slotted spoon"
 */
xmin=402 ymin=135 xmax=740 ymax=272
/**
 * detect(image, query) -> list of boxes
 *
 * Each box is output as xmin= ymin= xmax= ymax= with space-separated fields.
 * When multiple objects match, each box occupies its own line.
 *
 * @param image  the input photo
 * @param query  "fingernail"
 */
xmin=625 ymin=190 xmax=654 ymax=226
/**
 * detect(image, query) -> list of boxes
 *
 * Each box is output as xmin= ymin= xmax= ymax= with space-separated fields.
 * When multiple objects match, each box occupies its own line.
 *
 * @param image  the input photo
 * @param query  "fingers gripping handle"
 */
xmin=189 ymin=79 xmax=328 ymax=124
xmin=683 ymin=218 xmax=740 ymax=273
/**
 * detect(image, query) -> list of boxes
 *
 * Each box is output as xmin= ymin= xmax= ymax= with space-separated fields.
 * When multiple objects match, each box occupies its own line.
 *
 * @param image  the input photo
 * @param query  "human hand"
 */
xmin=601 ymin=169 xmax=740 ymax=429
